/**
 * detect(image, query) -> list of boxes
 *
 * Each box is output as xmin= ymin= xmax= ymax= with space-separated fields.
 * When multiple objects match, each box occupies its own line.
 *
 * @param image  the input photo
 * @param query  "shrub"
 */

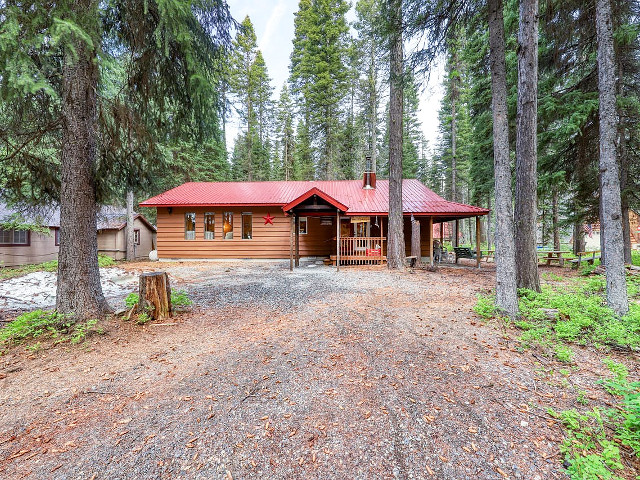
xmin=125 ymin=292 xmax=139 ymax=309
xmin=171 ymin=289 xmax=193 ymax=310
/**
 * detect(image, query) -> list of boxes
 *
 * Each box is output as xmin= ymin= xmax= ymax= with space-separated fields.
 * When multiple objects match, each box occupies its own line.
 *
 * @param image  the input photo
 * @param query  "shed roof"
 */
xmin=140 ymin=179 xmax=489 ymax=217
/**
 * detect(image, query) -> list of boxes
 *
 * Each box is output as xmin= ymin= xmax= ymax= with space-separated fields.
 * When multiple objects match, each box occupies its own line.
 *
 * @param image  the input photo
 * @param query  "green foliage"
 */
xmin=0 ymin=260 xmax=59 ymax=280
xmin=125 ymin=293 xmax=139 ymax=309
xmin=554 ymin=344 xmax=574 ymax=363
xmin=0 ymin=254 xmax=115 ymax=280
xmin=473 ymin=294 xmax=497 ymax=319
xmin=97 ymin=254 xmax=116 ymax=267
xmin=136 ymin=312 xmax=151 ymax=325
xmin=550 ymin=360 xmax=640 ymax=479
xmin=171 ymin=289 xmax=193 ymax=309
xmin=0 ymin=213 xmax=52 ymax=235
xmin=0 ymin=310 xmax=103 ymax=347
xmin=515 ymin=278 xmax=640 ymax=350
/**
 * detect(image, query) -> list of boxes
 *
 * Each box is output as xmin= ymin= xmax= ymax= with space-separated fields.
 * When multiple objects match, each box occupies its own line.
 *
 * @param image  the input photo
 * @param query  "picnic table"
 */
xmin=538 ymin=250 xmax=571 ymax=267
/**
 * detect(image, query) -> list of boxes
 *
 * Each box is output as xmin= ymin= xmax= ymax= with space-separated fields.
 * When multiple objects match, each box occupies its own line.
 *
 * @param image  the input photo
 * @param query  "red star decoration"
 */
xmin=263 ymin=213 xmax=275 ymax=225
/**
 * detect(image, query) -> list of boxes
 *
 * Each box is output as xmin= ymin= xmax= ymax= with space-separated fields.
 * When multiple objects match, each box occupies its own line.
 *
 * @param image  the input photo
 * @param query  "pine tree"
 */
xmin=386 ymin=0 xmax=406 ymax=269
xmin=0 ymin=1 xmax=234 ymax=318
xmin=274 ymin=85 xmax=296 ymax=180
xmin=289 ymin=0 xmax=350 ymax=179
xmin=596 ymin=0 xmax=629 ymax=315
xmin=488 ymin=0 xmax=518 ymax=317
xmin=229 ymin=17 xmax=274 ymax=181
xmin=514 ymin=0 xmax=541 ymax=292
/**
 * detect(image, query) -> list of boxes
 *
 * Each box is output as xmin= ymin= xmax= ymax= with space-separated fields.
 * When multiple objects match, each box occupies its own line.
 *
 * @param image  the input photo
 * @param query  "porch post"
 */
xmin=336 ymin=209 xmax=340 ymax=272
xmin=380 ymin=216 xmax=384 ymax=265
xmin=440 ymin=221 xmax=444 ymax=243
xmin=454 ymin=219 xmax=460 ymax=264
xmin=455 ymin=219 xmax=459 ymax=247
xmin=428 ymin=216 xmax=433 ymax=266
xmin=289 ymin=214 xmax=294 ymax=271
xmin=411 ymin=214 xmax=422 ymax=266
xmin=476 ymin=216 xmax=481 ymax=268
xmin=295 ymin=214 xmax=300 ymax=267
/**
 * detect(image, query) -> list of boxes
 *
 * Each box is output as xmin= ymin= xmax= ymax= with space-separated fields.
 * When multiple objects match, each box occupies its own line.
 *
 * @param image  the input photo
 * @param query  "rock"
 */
xmin=149 ymin=250 xmax=158 ymax=261
xmin=541 ymin=308 xmax=559 ymax=320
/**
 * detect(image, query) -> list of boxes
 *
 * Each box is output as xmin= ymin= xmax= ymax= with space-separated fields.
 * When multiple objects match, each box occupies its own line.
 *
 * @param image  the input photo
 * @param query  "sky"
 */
xmin=225 ymin=0 xmax=444 ymax=156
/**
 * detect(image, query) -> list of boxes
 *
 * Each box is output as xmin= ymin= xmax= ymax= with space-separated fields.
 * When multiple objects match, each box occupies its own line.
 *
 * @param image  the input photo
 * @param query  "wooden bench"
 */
xmin=570 ymin=251 xmax=601 ymax=268
xmin=453 ymin=247 xmax=476 ymax=263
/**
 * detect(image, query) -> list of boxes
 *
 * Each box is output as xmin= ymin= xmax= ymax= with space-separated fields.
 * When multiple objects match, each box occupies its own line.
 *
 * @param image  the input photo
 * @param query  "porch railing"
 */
xmin=339 ymin=236 xmax=386 ymax=266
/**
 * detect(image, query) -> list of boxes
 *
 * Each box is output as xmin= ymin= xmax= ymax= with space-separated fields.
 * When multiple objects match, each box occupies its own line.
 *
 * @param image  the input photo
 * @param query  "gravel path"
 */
xmin=0 ymin=262 xmax=603 ymax=479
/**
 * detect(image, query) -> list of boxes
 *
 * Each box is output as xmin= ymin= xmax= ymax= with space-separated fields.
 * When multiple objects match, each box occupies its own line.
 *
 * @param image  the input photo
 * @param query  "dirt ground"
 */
xmin=0 ymin=261 xmax=637 ymax=479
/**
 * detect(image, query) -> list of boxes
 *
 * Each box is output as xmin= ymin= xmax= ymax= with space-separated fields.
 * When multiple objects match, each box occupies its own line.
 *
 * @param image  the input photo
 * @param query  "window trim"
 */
xmin=241 ymin=212 xmax=252 ymax=240
xmin=54 ymin=228 xmax=60 ymax=246
xmin=299 ymin=217 xmax=308 ymax=235
xmin=0 ymin=228 xmax=31 ymax=247
xmin=185 ymin=212 xmax=196 ymax=240
xmin=204 ymin=212 xmax=215 ymax=240
xmin=134 ymin=229 xmax=141 ymax=245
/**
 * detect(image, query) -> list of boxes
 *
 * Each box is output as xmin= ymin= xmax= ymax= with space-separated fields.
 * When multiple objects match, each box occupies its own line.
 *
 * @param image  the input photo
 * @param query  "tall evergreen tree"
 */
xmin=488 ymin=0 xmax=518 ymax=317
xmin=290 ymin=0 xmax=350 ymax=179
xmin=596 ymin=0 xmax=629 ymax=315
xmin=229 ymin=16 xmax=273 ymax=181
xmin=514 ymin=0 xmax=541 ymax=292
xmin=0 ymin=1 xmax=234 ymax=318
xmin=386 ymin=0 xmax=406 ymax=269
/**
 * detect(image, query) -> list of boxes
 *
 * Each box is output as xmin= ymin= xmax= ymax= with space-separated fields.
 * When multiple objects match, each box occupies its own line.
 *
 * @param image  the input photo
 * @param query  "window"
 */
xmin=204 ymin=213 xmax=215 ymax=240
xmin=0 ymin=229 xmax=30 ymax=246
xmin=299 ymin=217 xmax=308 ymax=235
xmin=185 ymin=213 xmax=196 ymax=240
xmin=223 ymin=212 xmax=233 ymax=239
xmin=54 ymin=228 xmax=60 ymax=246
xmin=242 ymin=213 xmax=252 ymax=239
xmin=134 ymin=229 xmax=141 ymax=245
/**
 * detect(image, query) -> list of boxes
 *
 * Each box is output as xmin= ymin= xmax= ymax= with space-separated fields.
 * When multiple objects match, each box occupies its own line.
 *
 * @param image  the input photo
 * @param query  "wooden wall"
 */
xmin=156 ymin=207 xmax=336 ymax=259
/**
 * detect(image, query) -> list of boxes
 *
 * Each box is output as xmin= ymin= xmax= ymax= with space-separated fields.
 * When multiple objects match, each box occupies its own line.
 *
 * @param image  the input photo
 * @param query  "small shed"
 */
xmin=96 ymin=207 xmax=157 ymax=260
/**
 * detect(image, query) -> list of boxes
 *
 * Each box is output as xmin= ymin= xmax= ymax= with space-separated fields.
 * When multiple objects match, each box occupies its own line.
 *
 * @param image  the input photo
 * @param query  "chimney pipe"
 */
xmin=363 ymin=156 xmax=376 ymax=189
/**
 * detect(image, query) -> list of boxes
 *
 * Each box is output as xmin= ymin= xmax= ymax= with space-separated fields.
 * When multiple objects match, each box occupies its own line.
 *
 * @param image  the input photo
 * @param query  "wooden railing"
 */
xmin=338 ymin=236 xmax=385 ymax=266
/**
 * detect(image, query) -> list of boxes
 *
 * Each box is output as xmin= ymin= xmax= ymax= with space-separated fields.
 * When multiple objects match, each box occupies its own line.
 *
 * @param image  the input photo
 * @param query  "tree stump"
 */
xmin=139 ymin=272 xmax=172 ymax=320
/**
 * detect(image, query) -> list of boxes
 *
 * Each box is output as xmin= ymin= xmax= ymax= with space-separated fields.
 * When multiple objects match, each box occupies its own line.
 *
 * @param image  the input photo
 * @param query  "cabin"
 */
xmin=96 ymin=207 xmax=157 ymax=260
xmin=0 ymin=204 xmax=157 ymax=267
xmin=140 ymin=169 xmax=489 ymax=268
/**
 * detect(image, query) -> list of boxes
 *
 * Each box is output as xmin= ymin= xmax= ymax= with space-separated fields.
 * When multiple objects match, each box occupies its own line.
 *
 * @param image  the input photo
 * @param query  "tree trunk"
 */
xmin=573 ymin=222 xmax=585 ymax=255
xmin=387 ymin=0 xmax=405 ymax=270
xmin=56 ymin=0 xmax=109 ymax=320
xmin=450 ymin=53 xmax=458 ymax=203
xmin=488 ymin=0 xmax=518 ymax=317
xmin=596 ymin=0 xmax=629 ymax=315
xmin=552 ymin=188 xmax=560 ymax=250
xmin=411 ymin=215 xmax=421 ymax=265
xmin=514 ymin=0 xmax=540 ymax=292
xmin=139 ymin=272 xmax=172 ymax=320
xmin=126 ymin=189 xmax=135 ymax=261
xmin=487 ymin=195 xmax=493 ymax=251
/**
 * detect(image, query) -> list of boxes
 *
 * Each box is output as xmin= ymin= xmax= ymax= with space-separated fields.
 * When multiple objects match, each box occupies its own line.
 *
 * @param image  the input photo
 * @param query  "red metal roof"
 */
xmin=140 ymin=180 xmax=489 ymax=217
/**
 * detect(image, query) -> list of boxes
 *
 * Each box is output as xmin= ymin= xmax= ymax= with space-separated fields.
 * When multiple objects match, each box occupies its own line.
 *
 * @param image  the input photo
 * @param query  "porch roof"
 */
xmin=140 ymin=179 xmax=489 ymax=217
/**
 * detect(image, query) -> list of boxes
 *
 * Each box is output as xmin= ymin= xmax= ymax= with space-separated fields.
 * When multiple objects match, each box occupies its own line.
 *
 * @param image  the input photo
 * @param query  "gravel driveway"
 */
xmin=0 ymin=262 xmax=582 ymax=479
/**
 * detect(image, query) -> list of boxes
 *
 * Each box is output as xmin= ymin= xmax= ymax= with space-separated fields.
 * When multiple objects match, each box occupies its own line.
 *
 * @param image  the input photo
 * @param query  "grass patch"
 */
xmin=0 ymin=309 xmax=104 ymax=348
xmin=0 ymin=254 xmax=116 ymax=280
xmin=549 ymin=360 xmax=640 ymax=480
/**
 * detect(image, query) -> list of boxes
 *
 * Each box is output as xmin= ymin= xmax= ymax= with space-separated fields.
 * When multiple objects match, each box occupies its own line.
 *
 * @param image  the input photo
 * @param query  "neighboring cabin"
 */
xmin=0 ymin=204 xmax=156 ymax=267
xmin=140 ymin=170 xmax=489 ymax=265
